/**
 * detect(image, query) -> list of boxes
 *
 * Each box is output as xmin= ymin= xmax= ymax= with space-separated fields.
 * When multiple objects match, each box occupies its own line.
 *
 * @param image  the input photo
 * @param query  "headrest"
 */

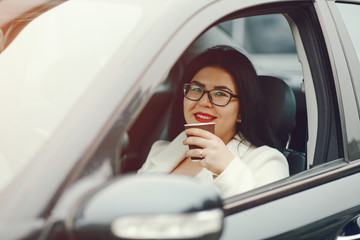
xmin=259 ymin=75 xmax=296 ymax=148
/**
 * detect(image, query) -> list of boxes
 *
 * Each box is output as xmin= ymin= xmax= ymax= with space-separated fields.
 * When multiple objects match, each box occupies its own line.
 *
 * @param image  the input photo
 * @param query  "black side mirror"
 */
xmin=69 ymin=174 xmax=224 ymax=240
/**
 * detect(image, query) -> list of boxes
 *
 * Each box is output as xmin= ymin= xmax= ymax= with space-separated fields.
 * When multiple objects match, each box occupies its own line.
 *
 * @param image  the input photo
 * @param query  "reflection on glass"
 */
xmin=337 ymin=3 xmax=360 ymax=62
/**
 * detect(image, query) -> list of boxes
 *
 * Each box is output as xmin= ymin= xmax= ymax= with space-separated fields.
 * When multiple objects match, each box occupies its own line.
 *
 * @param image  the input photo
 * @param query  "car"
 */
xmin=0 ymin=0 xmax=360 ymax=239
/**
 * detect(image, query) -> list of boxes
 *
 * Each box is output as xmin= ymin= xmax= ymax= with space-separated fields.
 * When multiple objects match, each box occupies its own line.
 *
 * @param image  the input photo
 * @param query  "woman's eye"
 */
xmin=190 ymin=87 xmax=202 ymax=92
xmin=213 ymin=90 xmax=227 ymax=96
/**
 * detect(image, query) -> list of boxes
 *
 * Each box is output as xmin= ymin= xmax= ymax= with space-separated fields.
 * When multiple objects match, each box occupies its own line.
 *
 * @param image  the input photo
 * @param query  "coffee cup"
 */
xmin=184 ymin=122 xmax=215 ymax=161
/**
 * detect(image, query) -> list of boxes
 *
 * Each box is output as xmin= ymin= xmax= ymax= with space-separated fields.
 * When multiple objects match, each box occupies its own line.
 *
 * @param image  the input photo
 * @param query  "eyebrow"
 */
xmin=191 ymin=80 xmax=234 ymax=93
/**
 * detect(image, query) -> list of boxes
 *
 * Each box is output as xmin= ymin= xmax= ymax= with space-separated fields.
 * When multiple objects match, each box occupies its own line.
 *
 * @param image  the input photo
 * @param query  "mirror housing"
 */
xmin=69 ymin=174 xmax=224 ymax=240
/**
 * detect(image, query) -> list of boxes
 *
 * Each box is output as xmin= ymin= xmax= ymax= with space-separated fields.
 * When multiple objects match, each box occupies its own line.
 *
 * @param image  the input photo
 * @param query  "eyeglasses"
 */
xmin=183 ymin=83 xmax=240 ymax=106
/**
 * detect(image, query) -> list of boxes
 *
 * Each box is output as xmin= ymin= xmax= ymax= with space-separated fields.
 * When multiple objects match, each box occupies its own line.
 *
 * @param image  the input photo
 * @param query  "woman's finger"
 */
xmin=183 ymin=136 xmax=210 ymax=149
xmin=185 ymin=148 xmax=205 ymax=160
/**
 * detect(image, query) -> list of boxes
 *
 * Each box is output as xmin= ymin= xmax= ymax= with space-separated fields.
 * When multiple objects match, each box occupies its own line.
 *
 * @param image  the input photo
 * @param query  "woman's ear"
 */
xmin=236 ymin=115 xmax=241 ymax=123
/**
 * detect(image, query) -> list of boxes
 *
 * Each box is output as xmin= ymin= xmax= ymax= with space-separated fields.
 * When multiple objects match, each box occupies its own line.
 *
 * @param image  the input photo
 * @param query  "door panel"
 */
xmin=221 ymin=171 xmax=360 ymax=239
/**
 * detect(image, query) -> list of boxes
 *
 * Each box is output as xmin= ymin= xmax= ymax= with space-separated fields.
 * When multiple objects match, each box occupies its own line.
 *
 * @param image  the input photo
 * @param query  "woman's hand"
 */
xmin=183 ymin=127 xmax=235 ymax=175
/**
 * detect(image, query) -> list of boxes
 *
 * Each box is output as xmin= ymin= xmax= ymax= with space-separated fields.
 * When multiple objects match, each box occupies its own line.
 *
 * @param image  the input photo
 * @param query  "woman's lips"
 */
xmin=194 ymin=112 xmax=216 ymax=123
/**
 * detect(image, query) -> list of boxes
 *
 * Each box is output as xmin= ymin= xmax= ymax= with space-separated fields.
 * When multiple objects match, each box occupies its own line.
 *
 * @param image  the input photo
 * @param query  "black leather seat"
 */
xmin=259 ymin=75 xmax=305 ymax=175
xmin=259 ymin=75 xmax=296 ymax=148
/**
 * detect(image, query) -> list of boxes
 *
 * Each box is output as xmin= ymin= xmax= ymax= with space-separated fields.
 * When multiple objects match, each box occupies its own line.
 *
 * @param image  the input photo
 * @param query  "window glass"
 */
xmin=337 ymin=2 xmax=360 ymax=62
xmin=0 ymin=1 xmax=142 ymax=193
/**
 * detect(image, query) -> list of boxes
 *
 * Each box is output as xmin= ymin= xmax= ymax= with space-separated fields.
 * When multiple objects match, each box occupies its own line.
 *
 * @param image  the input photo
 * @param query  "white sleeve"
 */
xmin=213 ymin=146 xmax=289 ymax=198
xmin=137 ymin=131 xmax=188 ymax=174
xmin=137 ymin=140 xmax=169 ymax=173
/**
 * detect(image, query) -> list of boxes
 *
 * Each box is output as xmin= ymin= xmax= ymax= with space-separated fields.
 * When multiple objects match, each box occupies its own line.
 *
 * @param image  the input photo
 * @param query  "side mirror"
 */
xmin=69 ymin=174 xmax=224 ymax=240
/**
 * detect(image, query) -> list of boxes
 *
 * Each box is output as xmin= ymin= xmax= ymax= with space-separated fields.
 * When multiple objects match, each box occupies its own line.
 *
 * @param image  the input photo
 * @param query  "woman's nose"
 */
xmin=198 ymin=92 xmax=213 ymax=107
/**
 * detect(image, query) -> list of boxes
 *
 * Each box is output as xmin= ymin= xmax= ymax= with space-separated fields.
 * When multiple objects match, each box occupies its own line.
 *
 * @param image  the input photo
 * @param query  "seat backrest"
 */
xmin=259 ymin=75 xmax=296 ymax=149
xmin=259 ymin=75 xmax=305 ymax=175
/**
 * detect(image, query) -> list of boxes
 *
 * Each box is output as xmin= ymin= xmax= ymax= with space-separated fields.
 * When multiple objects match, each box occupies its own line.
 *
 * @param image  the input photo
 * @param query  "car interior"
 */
xmin=119 ymin=14 xmax=307 ymax=177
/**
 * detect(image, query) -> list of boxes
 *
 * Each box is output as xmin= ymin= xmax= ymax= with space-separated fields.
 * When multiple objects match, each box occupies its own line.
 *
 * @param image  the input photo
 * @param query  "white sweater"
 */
xmin=138 ymin=131 xmax=289 ymax=198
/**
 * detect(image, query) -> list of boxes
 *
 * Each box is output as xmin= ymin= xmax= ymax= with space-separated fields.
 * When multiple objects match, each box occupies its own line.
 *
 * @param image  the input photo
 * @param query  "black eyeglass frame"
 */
xmin=183 ymin=83 xmax=240 ymax=107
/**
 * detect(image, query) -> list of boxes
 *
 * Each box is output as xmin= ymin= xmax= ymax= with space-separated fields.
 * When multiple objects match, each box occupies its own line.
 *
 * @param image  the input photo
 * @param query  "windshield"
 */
xmin=0 ymin=0 xmax=142 ymax=191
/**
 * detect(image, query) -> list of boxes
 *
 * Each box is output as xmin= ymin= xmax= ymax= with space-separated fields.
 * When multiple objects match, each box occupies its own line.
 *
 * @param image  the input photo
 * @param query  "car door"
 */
xmin=121 ymin=0 xmax=360 ymax=239
xmin=205 ymin=0 xmax=360 ymax=239
xmin=89 ymin=0 xmax=360 ymax=239
xmin=3 ymin=0 xmax=359 ymax=239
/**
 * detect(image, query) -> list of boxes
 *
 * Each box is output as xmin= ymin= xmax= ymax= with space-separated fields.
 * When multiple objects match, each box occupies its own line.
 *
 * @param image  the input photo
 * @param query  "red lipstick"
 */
xmin=194 ymin=112 xmax=216 ymax=123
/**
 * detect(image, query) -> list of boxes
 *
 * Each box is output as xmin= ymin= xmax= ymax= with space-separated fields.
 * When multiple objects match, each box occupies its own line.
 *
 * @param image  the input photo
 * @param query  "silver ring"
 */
xmin=200 ymin=150 xmax=203 ymax=159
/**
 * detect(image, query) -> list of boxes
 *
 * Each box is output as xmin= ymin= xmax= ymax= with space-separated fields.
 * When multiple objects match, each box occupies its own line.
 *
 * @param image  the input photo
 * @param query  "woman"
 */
xmin=138 ymin=46 xmax=289 ymax=198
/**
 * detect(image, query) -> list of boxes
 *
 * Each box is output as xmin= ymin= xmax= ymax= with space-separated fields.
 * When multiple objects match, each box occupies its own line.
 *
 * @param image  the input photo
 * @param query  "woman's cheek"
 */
xmin=183 ymin=99 xmax=193 ymax=124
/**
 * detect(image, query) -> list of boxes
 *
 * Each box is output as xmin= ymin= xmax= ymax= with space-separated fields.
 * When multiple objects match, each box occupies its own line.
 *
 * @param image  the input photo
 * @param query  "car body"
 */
xmin=0 ymin=0 xmax=360 ymax=239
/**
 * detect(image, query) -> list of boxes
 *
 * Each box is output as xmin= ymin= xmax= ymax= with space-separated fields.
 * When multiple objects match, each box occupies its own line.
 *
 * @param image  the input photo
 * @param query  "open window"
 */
xmin=120 ymin=4 xmax=342 ymax=179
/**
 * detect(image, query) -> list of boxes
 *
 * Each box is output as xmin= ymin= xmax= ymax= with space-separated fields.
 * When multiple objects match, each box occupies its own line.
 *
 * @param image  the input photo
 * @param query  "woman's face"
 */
xmin=183 ymin=66 xmax=240 ymax=144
